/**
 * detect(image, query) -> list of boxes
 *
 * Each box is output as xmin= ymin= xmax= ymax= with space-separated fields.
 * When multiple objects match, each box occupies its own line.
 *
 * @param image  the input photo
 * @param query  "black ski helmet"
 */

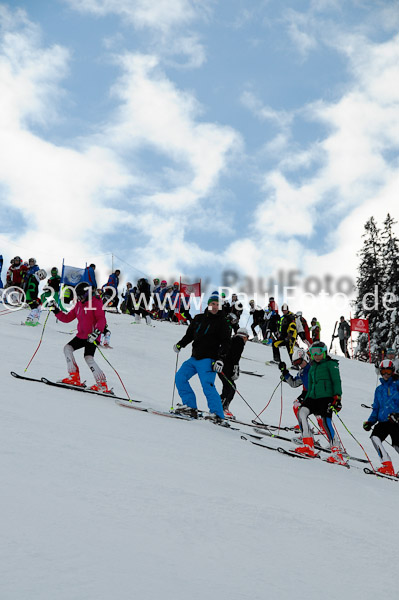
xmin=75 ymin=282 xmax=91 ymax=302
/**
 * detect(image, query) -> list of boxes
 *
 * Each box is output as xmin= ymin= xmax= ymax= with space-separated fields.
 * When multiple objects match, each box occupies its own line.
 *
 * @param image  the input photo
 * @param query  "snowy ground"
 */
xmin=1 ymin=306 xmax=398 ymax=600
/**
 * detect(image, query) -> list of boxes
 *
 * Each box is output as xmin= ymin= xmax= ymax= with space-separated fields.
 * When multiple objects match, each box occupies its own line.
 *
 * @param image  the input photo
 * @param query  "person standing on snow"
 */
xmin=293 ymin=341 xmax=345 ymax=465
xmin=272 ymin=303 xmax=297 ymax=363
xmin=337 ymin=316 xmax=351 ymax=358
xmin=310 ymin=317 xmax=321 ymax=343
xmin=172 ymin=292 xmax=231 ymax=423
xmin=363 ymin=359 xmax=399 ymax=476
xmin=50 ymin=282 xmax=110 ymax=393
xmin=279 ymin=347 xmax=336 ymax=442
xmin=24 ymin=269 xmax=47 ymax=326
xmin=218 ymin=327 xmax=249 ymax=418
xmin=249 ymin=300 xmax=265 ymax=340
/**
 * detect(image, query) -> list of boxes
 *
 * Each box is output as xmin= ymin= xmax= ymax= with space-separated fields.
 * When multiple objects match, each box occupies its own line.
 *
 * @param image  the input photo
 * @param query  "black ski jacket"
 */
xmin=177 ymin=308 xmax=231 ymax=361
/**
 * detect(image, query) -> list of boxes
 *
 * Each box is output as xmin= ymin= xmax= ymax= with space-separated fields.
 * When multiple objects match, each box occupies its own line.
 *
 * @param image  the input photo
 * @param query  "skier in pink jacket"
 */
xmin=51 ymin=282 xmax=110 ymax=392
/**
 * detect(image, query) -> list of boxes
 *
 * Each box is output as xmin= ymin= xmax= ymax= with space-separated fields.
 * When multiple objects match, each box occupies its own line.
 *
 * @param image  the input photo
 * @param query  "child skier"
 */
xmin=293 ymin=341 xmax=344 ymax=464
xmin=363 ymin=359 xmax=399 ymax=476
xmin=50 ymin=281 xmax=110 ymax=392
xmin=280 ymin=347 xmax=339 ymax=443
xmin=24 ymin=269 xmax=47 ymax=326
xmin=218 ymin=327 xmax=249 ymax=418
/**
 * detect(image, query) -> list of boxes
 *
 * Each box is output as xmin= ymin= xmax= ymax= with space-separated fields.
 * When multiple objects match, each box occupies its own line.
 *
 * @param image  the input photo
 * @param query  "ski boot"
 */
xmin=173 ymin=405 xmax=198 ymax=419
xmin=60 ymin=372 xmax=83 ymax=387
xmin=90 ymin=381 xmax=112 ymax=394
xmin=204 ymin=413 xmax=230 ymax=427
xmin=293 ymin=437 xmax=318 ymax=457
xmin=377 ymin=461 xmax=395 ymax=476
xmin=326 ymin=446 xmax=348 ymax=466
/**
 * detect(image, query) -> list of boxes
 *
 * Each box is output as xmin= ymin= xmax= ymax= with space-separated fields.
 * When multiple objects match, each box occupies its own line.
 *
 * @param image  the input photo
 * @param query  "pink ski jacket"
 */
xmin=57 ymin=297 xmax=106 ymax=340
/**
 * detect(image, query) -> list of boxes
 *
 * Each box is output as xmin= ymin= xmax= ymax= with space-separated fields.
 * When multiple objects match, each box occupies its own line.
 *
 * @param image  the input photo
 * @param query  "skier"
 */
xmin=261 ymin=297 xmax=279 ymax=344
xmin=293 ymin=341 xmax=345 ymax=464
xmin=272 ymin=303 xmax=297 ymax=363
xmin=172 ymin=292 xmax=231 ymax=423
xmin=50 ymin=281 xmax=110 ymax=392
xmin=363 ymin=359 xmax=399 ymax=475
xmin=102 ymin=269 xmax=120 ymax=310
xmin=24 ymin=268 xmax=47 ymax=326
xmin=295 ymin=311 xmax=312 ymax=346
xmin=249 ymin=300 xmax=265 ymax=340
xmin=279 ymin=347 xmax=334 ymax=440
xmin=310 ymin=317 xmax=321 ymax=343
xmin=121 ymin=282 xmax=134 ymax=314
xmin=132 ymin=278 xmax=152 ymax=325
xmin=337 ymin=316 xmax=351 ymax=358
xmin=230 ymin=293 xmax=243 ymax=333
xmin=218 ymin=327 xmax=249 ymax=418
xmin=23 ymin=258 xmax=40 ymax=291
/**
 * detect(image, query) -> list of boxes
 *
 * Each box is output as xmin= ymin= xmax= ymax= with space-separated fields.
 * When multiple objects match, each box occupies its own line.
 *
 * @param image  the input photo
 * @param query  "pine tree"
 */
xmin=354 ymin=217 xmax=384 ymax=355
xmin=381 ymin=214 xmax=399 ymax=350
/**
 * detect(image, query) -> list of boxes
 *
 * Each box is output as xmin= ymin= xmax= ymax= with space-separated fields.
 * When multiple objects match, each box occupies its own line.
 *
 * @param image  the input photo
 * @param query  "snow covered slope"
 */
xmin=1 ymin=307 xmax=397 ymax=600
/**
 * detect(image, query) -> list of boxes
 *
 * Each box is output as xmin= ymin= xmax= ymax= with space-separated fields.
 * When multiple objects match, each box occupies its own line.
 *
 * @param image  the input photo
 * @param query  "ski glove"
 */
xmin=213 ymin=360 xmax=224 ymax=373
xmin=231 ymin=365 xmax=239 ymax=381
xmin=388 ymin=413 xmax=399 ymax=425
xmin=87 ymin=328 xmax=101 ymax=344
xmin=363 ymin=421 xmax=372 ymax=431
xmin=47 ymin=299 xmax=60 ymax=314
xmin=173 ymin=343 xmax=181 ymax=353
xmin=278 ymin=361 xmax=289 ymax=379
xmin=328 ymin=395 xmax=342 ymax=412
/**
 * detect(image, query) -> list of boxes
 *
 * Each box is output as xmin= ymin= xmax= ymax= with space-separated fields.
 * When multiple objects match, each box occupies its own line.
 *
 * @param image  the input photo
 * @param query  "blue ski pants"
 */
xmin=175 ymin=356 xmax=224 ymax=418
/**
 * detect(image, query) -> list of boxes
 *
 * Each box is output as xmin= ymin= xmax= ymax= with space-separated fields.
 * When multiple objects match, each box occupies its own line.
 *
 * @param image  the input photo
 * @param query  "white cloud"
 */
xmin=64 ymin=0 xmax=210 ymax=66
xmin=0 ymin=5 xmax=69 ymax=128
xmin=64 ymin=0 xmax=197 ymax=32
xmin=224 ymin=29 xmax=399 ymax=336
xmin=102 ymin=52 xmax=240 ymax=212
xmin=0 ymin=7 xmax=240 ymax=281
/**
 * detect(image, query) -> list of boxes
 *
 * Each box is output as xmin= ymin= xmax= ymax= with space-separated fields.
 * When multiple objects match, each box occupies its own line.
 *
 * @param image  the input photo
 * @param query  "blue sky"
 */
xmin=1 ymin=0 xmax=399 ymax=329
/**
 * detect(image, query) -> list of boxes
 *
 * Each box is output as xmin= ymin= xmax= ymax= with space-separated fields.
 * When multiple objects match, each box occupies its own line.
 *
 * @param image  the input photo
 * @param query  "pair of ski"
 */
xmin=117 ymin=400 xmax=239 ymax=429
xmin=241 ymin=435 xmax=398 ymax=481
xmin=11 ymin=372 xmax=236 ymax=428
xmin=241 ymin=435 xmax=350 ymax=468
xmin=251 ymin=425 xmax=369 ymax=465
xmin=10 ymin=372 xmax=143 ymax=406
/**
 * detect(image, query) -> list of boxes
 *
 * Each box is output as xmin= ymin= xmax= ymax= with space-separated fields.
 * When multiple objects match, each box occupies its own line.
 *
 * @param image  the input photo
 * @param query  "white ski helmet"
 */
xmin=37 ymin=269 xmax=47 ymax=281
xmin=236 ymin=327 xmax=249 ymax=338
xmin=292 ymin=347 xmax=309 ymax=364
xmin=281 ymin=303 xmax=289 ymax=311
xmin=380 ymin=359 xmax=394 ymax=372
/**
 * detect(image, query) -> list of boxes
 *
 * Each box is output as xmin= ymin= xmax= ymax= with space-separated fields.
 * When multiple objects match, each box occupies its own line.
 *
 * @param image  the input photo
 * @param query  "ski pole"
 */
xmin=331 ymin=408 xmax=376 ymax=472
xmin=170 ymin=353 xmax=179 ymax=410
xmin=254 ymin=380 xmax=281 ymax=421
xmin=93 ymin=341 xmax=131 ymax=400
xmin=24 ymin=310 xmax=51 ymax=372
xmin=278 ymin=381 xmax=283 ymax=433
xmin=221 ymin=372 xmax=265 ymax=423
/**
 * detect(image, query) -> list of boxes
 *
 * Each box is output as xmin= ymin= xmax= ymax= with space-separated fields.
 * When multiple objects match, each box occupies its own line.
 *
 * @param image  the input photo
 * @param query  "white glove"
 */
xmin=173 ymin=344 xmax=181 ymax=353
xmin=213 ymin=360 xmax=224 ymax=373
xmin=88 ymin=328 xmax=101 ymax=344
xmin=231 ymin=365 xmax=239 ymax=381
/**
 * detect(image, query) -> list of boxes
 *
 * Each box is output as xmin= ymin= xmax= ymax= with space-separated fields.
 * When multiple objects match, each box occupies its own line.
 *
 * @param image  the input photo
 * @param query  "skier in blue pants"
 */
xmin=173 ymin=292 xmax=231 ymax=422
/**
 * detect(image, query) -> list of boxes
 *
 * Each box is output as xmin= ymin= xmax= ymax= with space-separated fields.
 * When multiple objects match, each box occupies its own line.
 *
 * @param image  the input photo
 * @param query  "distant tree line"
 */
xmin=354 ymin=214 xmax=399 ymax=355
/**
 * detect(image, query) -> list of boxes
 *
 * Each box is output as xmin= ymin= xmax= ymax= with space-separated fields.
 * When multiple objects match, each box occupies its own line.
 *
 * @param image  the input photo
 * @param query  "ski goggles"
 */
xmin=309 ymin=347 xmax=325 ymax=357
xmin=292 ymin=357 xmax=304 ymax=366
xmin=380 ymin=368 xmax=394 ymax=376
